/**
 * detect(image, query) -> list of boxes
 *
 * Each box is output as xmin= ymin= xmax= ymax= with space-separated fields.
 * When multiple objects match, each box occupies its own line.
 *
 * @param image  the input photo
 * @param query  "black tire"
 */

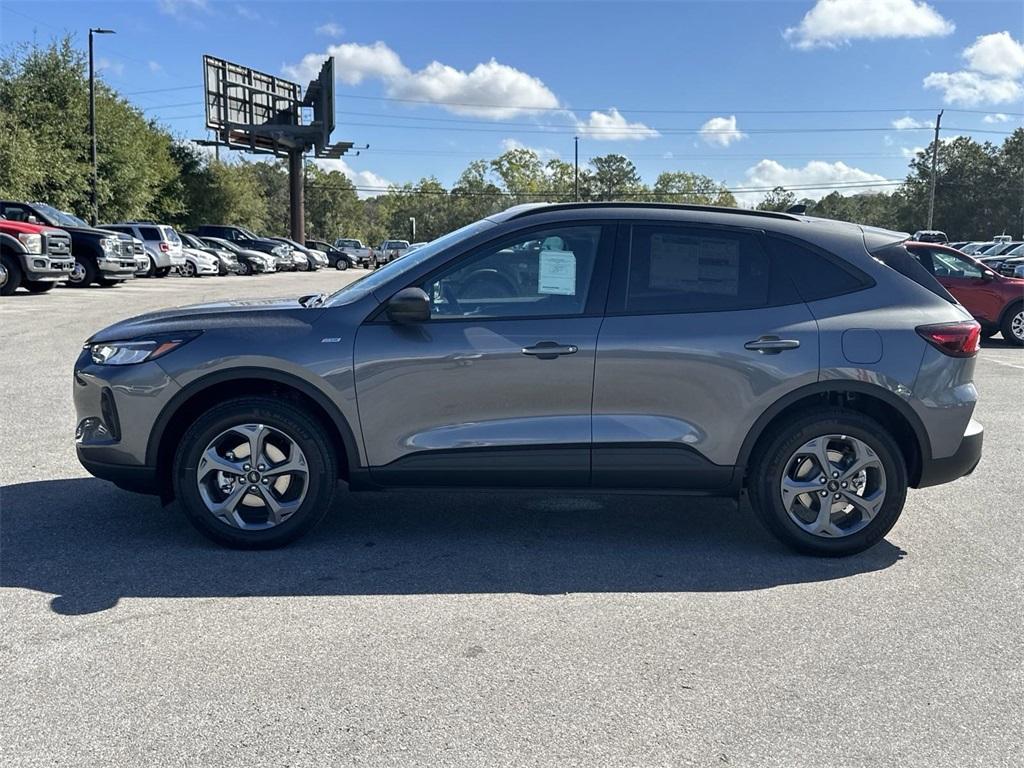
xmin=67 ymin=258 xmax=97 ymax=288
xmin=1 ymin=257 xmax=22 ymax=295
xmin=172 ymin=397 xmax=338 ymax=549
xmin=335 ymin=258 xmax=349 ymax=271
xmin=154 ymin=266 xmax=171 ymax=278
xmin=1000 ymin=303 xmax=1024 ymax=346
xmin=23 ymin=280 xmax=56 ymax=293
xmin=747 ymin=408 xmax=907 ymax=557
xmin=980 ymin=326 xmax=997 ymax=339
xmin=145 ymin=257 xmax=157 ymax=277
xmin=183 ymin=261 xmax=197 ymax=278
xmin=236 ymin=260 xmax=252 ymax=276
xmin=97 ymin=277 xmax=123 ymax=287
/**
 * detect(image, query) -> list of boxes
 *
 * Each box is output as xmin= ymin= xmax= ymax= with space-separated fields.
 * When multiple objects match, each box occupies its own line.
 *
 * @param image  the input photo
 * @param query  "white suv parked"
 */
xmin=102 ymin=222 xmax=186 ymax=277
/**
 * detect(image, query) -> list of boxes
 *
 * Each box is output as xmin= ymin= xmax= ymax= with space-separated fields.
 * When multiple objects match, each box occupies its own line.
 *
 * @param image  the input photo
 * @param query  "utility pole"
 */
xmin=409 ymin=217 xmax=416 ymax=241
xmin=574 ymin=136 xmax=579 ymax=202
xmin=288 ymin=149 xmax=304 ymax=242
xmin=88 ymin=27 xmax=115 ymax=226
xmin=927 ymin=109 xmax=943 ymax=230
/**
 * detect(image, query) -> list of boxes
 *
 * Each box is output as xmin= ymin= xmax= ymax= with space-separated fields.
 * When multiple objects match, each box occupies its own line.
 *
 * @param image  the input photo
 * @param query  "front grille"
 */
xmin=44 ymin=232 xmax=72 ymax=259
xmin=119 ymin=240 xmax=133 ymax=259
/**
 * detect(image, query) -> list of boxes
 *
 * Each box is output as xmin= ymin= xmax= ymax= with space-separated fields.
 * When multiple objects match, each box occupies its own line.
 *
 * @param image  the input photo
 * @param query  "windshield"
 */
xmin=208 ymin=238 xmax=240 ymax=253
xmin=31 ymin=202 xmax=89 ymax=228
xmin=163 ymin=227 xmax=182 ymax=244
xmin=325 ymin=220 xmax=494 ymax=307
xmin=238 ymin=227 xmax=261 ymax=239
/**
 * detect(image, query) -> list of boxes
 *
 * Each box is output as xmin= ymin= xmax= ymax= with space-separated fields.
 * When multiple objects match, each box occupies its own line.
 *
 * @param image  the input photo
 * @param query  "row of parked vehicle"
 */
xmin=0 ymin=200 xmax=373 ymax=296
xmin=907 ymin=231 xmax=1024 ymax=344
xmin=332 ymin=238 xmax=429 ymax=269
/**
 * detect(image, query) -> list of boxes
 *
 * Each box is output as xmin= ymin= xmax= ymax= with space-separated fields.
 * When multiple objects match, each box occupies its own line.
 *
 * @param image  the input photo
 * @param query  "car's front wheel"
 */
xmin=1001 ymin=303 xmax=1024 ymax=346
xmin=172 ymin=397 xmax=338 ymax=548
xmin=748 ymin=409 xmax=907 ymax=556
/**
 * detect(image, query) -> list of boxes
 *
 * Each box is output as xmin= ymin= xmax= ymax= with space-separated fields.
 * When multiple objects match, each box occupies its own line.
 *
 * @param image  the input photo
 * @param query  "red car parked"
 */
xmin=906 ymin=241 xmax=1024 ymax=345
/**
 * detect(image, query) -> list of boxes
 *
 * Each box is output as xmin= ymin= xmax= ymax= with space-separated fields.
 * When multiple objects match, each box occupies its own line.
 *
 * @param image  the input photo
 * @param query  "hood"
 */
xmin=0 ymin=219 xmax=64 ymax=236
xmin=87 ymin=297 xmax=322 ymax=344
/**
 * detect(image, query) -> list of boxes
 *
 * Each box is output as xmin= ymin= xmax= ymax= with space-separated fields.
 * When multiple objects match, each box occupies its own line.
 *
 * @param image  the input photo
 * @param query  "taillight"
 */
xmin=159 ymin=242 xmax=170 ymax=252
xmin=916 ymin=321 xmax=981 ymax=357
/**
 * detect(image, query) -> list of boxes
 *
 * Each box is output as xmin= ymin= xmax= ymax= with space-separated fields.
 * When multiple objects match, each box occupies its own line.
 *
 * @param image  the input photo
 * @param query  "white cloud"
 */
xmin=785 ymin=0 xmax=954 ymax=50
xmin=315 ymin=158 xmax=393 ymax=198
xmin=234 ymin=4 xmax=260 ymax=21
xmin=575 ymin=108 xmax=659 ymax=141
xmin=500 ymin=138 xmax=559 ymax=159
xmin=699 ymin=115 xmax=747 ymax=147
xmin=316 ymin=22 xmax=344 ymax=38
xmin=923 ymin=70 xmax=1023 ymax=106
xmin=891 ymin=115 xmax=927 ymax=130
xmin=158 ymin=0 xmax=209 ymax=18
xmin=736 ymin=159 xmax=890 ymax=205
xmin=284 ymin=43 xmax=558 ymax=120
xmin=95 ymin=57 xmax=124 ymax=77
xmin=983 ymin=113 xmax=1010 ymax=123
xmin=962 ymin=31 xmax=1024 ymax=78
xmin=147 ymin=60 xmax=162 ymax=73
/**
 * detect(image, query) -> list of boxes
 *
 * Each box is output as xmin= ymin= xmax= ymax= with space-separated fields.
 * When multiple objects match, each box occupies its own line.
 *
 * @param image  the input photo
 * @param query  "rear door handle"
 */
xmin=744 ymin=336 xmax=801 ymax=354
xmin=522 ymin=341 xmax=579 ymax=360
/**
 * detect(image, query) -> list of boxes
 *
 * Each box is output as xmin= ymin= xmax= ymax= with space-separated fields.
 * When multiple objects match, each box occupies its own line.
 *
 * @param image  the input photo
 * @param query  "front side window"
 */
xmin=422 ymin=225 xmax=602 ymax=320
xmin=625 ymin=225 xmax=774 ymax=313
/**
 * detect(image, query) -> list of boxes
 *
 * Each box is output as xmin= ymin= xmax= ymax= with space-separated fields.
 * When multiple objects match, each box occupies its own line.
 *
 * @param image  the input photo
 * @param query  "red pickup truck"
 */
xmin=0 ymin=216 xmax=75 ymax=295
xmin=906 ymin=241 xmax=1024 ymax=345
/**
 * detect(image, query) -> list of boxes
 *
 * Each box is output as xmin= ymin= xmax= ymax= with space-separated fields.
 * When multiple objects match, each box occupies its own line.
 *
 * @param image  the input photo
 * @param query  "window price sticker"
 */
xmin=538 ymin=250 xmax=577 ymax=295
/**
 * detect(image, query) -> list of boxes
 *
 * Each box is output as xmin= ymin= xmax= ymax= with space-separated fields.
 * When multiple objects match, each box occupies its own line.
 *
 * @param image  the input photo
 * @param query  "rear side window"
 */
xmin=138 ymin=226 xmax=161 ymax=240
xmin=623 ymin=225 xmax=787 ymax=313
xmin=767 ymin=236 xmax=870 ymax=302
xmin=872 ymin=243 xmax=956 ymax=303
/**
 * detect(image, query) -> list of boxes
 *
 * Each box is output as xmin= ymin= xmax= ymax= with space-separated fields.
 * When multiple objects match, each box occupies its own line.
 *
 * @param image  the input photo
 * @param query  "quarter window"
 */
xmin=767 ymin=236 xmax=868 ymax=301
xmin=422 ymin=225 xmax=602 ymax=319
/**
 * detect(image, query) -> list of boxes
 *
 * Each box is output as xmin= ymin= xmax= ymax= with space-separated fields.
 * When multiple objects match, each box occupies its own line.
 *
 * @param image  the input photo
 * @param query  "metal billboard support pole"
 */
xmin=288 ymin=149 xmax=305 ymax=243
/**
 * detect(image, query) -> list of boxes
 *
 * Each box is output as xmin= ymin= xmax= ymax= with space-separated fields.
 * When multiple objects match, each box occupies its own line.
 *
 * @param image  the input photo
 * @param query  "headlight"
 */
xmin=17 ymin=233 xmax=43 ymax=254
xmin=88 ymin=331 xmax=201 ymax=366
xmin=100 ymin=237 xmax=120 ymax=256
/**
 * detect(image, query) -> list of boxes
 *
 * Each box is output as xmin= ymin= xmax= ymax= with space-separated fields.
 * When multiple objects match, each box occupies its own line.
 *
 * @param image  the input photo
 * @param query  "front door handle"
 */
xmin=522 ymin=341 xmax=579 ymax=360
xmin=744 ymin=336 xmax=801 ymax=354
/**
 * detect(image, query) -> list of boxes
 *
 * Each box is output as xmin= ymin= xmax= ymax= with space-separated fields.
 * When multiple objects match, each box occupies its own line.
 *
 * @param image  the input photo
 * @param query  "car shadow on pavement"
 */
xmin=1 ymin=478 xmax=905 ymax=615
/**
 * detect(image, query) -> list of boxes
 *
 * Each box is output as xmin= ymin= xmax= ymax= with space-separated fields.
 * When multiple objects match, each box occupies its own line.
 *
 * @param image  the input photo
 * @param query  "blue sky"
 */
xmin=2 ymin=0 xmax=1022 ymax=203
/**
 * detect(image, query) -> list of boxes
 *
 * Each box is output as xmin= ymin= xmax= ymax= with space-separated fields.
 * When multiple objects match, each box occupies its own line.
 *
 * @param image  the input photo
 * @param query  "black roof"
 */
xmin=495 ymin=202 xmax=801 ymax=224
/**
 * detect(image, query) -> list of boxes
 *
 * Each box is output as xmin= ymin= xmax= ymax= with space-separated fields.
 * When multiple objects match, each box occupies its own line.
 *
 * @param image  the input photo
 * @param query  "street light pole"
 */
xmin=926 ymin=109 xmax=943 ymax=231
xmin=88 ymin=27 xmax=115 ymax=226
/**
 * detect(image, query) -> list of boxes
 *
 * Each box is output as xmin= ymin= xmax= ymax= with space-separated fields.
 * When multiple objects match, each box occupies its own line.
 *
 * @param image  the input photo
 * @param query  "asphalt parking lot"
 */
xmin=2 ymin=272 xmax=1022 ymax=767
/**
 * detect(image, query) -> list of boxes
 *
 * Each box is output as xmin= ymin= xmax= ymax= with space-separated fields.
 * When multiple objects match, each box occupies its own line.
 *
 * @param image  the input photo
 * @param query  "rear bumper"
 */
xmin=917 ymin=419 xmax=983 ymax=488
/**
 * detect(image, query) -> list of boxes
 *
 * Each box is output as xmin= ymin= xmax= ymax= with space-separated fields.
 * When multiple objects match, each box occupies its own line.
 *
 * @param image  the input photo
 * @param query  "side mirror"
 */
xmin=387 ymin=287 xmax=430 ymax=324
xmin=981 ymin=270 xmax=996 ymax=280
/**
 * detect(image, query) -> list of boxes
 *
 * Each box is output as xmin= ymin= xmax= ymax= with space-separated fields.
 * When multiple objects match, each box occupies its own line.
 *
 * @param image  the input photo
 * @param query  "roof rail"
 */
xmin=503 ymin=201 xmax=801 ymax=223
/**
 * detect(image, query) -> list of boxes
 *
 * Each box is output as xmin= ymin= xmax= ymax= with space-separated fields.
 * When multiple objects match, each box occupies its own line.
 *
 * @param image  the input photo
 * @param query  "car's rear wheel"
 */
xmin=172 ymin=397 xmax=337 ymax=548
xmin=335 ymin=258 xmax=348 ymax=271
xmin=1001 ymin=304 xmax=1024 ymax=346
xmin=748 ymin=409 xmax=907 ymax=556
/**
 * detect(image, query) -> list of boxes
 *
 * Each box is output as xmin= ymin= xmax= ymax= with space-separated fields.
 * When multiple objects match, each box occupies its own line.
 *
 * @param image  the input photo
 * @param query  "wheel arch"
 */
xmin=148 ymin=367 xmax=360 ymax=499
xmin=997 ymin=297 xmax=1022 ymax=328
xmin=738 ymin=381 xmax=931 ymax=488
xmin=0 ymin=232 xmax=27 ymax=257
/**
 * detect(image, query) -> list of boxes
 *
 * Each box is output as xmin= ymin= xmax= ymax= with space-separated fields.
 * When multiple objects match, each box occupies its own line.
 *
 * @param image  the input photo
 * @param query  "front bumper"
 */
xmin=20 ymin=253 xmax=75 ymax=282
xmin=97 ymin=255 xmax=137 ymax=279
xmin=74 ymin=350 xmax=180 ymax=495
xmin=195 ymin=261 xmax=219 ymax=275
xmin=917 ymin=419 xmax=983 ymax=488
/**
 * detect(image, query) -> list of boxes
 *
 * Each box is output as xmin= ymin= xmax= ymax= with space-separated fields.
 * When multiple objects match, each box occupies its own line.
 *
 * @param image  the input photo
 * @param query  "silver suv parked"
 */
xmin=74 ymin=204 xmax=983 ymax=555
xmin=101 ymin=222 xmax=185 ymax=277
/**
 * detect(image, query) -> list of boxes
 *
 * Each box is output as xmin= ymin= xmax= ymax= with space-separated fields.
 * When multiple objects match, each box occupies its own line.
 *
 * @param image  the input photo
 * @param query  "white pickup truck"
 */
xmin=333 ymin=238 xmax=375 ymax=268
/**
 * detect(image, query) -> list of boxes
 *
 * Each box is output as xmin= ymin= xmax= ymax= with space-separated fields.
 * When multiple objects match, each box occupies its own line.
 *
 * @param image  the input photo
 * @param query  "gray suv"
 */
xmin=74 ymin=204 xmax=983 ymax=555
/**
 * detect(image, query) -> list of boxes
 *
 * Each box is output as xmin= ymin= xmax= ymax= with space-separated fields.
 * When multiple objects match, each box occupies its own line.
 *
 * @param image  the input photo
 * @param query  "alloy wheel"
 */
xmin=1011 ymin=310 xmax=1024 ymax=341
xmin=779 ymin=434 xmax=886 ymax=538
xmin=195 ymin=423 xmax=309 ymax=530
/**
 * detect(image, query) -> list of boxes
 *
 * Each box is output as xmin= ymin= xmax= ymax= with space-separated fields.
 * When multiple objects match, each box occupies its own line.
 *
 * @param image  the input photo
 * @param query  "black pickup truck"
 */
xmin=0 ymin=201 xmax=137 ymax=287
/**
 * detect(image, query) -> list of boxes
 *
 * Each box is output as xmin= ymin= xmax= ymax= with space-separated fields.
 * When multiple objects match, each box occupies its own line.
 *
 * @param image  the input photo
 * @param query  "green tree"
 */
xmin=490 ymin=148 xmax=546 ymax=202
xmin=652 ymin=171 xmax=736 ymax=206
xmin=757 ymin=186 xmax=796 ymax=212
xmin=305 ymin=164 xmax=363 ymax=241
xmin=589 ymin=154 xmax=644 ymax=201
